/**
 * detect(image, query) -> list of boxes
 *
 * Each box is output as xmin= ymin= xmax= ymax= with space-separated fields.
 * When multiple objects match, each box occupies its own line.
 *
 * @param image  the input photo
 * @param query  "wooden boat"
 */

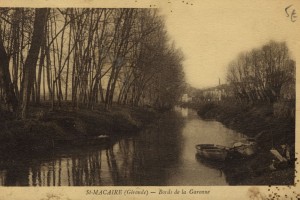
xmin=232 ymin=138 xmax=257 ymax=156
xmin=195 ymin=144 xmax=229 ymax=161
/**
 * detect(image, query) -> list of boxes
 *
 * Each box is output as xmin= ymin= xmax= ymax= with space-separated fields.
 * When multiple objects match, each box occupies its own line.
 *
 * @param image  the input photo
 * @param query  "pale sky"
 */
xmin=1 ymin=0 xmax=299 ymax=89
xmin=159 ymin=0 xmax=300 ymax=89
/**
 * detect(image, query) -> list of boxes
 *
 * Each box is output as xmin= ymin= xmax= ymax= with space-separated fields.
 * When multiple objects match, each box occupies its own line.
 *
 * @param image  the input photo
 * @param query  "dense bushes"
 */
xmin=196 ymin=102 xmax=219 ymax=117
xmin=273 ymin=101 xmax=295 ymax=119
xmin=0 ymin=119 xmax=65 ymax=152
xmin=197 ymin=101 xmax=252 ymax=120
xmin=196 ymin=101 xmax=295 ymax=150
xmin=0 ymin=105 xmax=158 ymax=154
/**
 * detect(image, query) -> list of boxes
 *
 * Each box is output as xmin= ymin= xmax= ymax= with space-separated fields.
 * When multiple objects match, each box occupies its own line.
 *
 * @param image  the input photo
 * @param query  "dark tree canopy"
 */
xmin=226 ymin=41 xmax=295 ymax=103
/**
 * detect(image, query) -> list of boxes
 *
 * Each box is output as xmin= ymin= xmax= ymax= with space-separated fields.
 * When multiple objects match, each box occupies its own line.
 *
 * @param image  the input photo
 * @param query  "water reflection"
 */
xmin=0 ymin=107 xmax=246 ymax=186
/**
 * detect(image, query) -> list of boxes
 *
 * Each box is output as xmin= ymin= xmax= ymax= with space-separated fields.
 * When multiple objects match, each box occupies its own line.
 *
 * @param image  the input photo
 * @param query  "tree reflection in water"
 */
xmin=0 ymin=111 xmax=185 ymax=186
xmin=0 ymin=109 xmax=253 ymax=186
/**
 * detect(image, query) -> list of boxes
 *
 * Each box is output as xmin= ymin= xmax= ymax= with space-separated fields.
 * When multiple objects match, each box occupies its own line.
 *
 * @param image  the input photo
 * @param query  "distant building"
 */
xmin=199 ymin=84 xmax=232 ymax=102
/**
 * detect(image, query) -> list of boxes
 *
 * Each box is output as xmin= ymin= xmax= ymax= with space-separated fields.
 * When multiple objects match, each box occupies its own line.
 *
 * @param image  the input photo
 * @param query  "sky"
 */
xmin=158 ymin=0 xmax=300 ymax=89
xmin=1 ymin=0 xmax=299 ymax=89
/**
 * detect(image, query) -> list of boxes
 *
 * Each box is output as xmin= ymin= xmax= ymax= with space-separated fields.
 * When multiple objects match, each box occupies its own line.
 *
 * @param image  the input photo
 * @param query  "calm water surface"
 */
xmin=0 ymin=107 xmax=246 ymax=186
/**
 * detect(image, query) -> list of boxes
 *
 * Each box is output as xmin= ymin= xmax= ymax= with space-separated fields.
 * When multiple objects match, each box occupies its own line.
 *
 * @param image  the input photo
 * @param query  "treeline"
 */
xmin=0 ymin=8 xmax=185 ymax=118
xmin=226 ymin=41 xmax=295 ymax=103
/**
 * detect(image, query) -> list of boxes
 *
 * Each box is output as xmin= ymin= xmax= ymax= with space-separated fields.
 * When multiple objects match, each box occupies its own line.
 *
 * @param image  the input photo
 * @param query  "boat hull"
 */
xmin=195 ymin=144 xmax=228 ymax=161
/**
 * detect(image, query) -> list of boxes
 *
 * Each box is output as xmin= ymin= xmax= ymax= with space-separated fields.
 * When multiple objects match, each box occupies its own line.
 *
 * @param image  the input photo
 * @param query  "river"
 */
xmin=0 ymin=107 xmax=247 ymax=186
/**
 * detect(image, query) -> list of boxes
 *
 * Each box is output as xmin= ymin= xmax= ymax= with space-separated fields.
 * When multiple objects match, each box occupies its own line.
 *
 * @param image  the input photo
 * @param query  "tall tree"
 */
xmin=0 ymin=37 xmax=18 ymax=112
xmin=21 ymin=8 xmax=48 ymax=118
xmin=226 ymin=41 xmax=295 ymax=103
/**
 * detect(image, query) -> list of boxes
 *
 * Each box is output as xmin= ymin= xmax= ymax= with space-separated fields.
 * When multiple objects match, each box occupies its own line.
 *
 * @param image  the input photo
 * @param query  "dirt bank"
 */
xmin=196 ymin=102 xmax=295 ymax=185
xmin=0 ymin=103 xmax=159 ymax=155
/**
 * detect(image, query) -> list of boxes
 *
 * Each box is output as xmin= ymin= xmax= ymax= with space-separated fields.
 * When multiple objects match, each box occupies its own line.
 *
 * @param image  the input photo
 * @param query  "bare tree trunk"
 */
xmin=51 ymin=80 xmax=55 ymax=110
xmin=43 ymin=60 xmax=46 ymax=101
xmin=36 ymin=24 xmax=47 ymax=104
xmin=21 ymin=8 xmax=48 ymax=119
xmin=65 ymin=22 xmax=72 ymax=101
xmin=12 ymin=10 xmax=20 ymax=100
xmin=0 ymin=38 xmax=18 ymax=112
xmin=99 ymin=79 xmax=105 ymax=103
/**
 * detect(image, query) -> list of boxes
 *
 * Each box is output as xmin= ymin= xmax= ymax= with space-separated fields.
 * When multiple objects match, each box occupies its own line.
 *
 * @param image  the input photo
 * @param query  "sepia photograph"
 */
xmin=0 ymin=0 xmax=299 ymax=199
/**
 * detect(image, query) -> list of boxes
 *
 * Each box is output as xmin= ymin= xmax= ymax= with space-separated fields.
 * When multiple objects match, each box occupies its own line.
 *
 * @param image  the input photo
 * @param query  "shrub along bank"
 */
xmin=0 ymin=104 xmax=158 ymax=154
xmin=197 ymin=101 xmax=295 ymax=149
xmin=196 ymin=101 xmax=295 ymax=185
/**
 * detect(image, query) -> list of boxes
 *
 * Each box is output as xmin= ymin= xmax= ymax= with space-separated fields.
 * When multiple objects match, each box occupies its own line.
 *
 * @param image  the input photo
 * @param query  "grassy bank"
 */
xmin=0 ymin=103 xmax=158 ymax=155
xmin=196 ymin=101 xmax=295 ymax=185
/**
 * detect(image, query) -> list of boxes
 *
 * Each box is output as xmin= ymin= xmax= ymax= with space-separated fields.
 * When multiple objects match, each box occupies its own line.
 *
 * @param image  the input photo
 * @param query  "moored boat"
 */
xmin=195 ymin=144 xmax=229 ymax=161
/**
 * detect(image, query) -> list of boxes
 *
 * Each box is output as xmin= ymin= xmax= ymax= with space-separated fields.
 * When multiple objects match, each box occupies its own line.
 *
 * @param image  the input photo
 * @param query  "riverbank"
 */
xmin=0 ymin=103 xmax=159 ymax=155
xmin=196 ymin=101 xmax=295 ymax=185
